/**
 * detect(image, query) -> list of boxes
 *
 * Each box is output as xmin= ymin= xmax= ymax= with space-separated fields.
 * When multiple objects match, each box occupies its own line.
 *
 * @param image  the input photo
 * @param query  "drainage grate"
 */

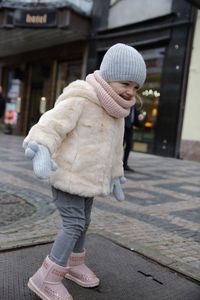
xmin=138 ymin=270 xmax=164 ymax=285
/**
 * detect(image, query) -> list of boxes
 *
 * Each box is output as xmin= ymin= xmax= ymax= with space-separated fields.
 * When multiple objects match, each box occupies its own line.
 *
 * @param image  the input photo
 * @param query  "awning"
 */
xmin=0 ymin=5 xmax=91 ymax=57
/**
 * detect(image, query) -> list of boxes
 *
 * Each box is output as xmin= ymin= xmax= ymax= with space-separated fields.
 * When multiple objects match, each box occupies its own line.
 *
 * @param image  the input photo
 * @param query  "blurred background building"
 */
xmin=0 ymin=0 xmax=199 ymax=161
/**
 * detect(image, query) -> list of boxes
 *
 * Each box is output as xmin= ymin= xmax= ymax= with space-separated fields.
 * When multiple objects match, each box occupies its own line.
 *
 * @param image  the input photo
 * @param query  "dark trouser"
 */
xmin=49 ymin=187 xmax=93 ymax=267
xmin=123 ymin=126 xmax=133 ymax=167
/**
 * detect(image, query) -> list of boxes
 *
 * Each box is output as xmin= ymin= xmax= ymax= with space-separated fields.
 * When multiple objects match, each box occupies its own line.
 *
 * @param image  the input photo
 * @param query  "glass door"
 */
xmin=55 ymin=61 xmax=82 ymax=99
xmin=27 ymin=63 xmax=51 ymax=130
xmin=133 ymin=47 xmax=165 ymax=153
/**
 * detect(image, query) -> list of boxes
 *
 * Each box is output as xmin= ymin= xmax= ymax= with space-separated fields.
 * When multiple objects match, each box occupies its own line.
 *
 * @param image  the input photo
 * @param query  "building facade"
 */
xmin=0 ymin=0 xmax=199 ymax=161
xmin=180 ymin=8 xmax=200 ymax=161
xmin=89 ymin=0 xmax=199 ymax=160
xmin=0 ymin=0 xmax=92 ymax=135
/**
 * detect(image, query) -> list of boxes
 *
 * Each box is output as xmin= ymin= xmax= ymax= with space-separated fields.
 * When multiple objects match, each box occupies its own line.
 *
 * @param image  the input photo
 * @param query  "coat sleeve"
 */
xmin=23 ymin=97 xmax=84 ymax=154
xmin=111 ymin=119 xmax=124 ymax=178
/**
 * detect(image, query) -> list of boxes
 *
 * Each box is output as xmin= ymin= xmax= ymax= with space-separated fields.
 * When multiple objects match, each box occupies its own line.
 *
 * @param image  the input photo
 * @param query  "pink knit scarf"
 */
xmin=86 ymin=70 xmax=135 ymax=118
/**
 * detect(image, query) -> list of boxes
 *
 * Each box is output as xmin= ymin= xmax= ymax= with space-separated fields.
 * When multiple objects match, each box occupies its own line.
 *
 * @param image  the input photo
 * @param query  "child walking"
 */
xmin=23 ymin=43 xmax=146 ymax=300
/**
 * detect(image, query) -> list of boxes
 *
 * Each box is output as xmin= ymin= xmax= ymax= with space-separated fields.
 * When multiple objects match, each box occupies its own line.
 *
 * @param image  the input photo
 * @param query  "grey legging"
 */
xmin=49 ymin=187 xmax=93 ymax=266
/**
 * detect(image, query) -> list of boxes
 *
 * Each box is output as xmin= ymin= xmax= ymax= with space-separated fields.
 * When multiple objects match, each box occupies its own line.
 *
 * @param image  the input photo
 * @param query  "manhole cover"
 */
xmin=0 ymin=191 xmax=35 ymax=226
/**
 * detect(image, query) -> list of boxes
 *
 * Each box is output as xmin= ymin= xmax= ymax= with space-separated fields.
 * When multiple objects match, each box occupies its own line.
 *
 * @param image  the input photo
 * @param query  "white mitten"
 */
xmin=23 ymin=141 xmax=58 ymax=180
xmin=110 ymin=176 xmax=126 ymax=201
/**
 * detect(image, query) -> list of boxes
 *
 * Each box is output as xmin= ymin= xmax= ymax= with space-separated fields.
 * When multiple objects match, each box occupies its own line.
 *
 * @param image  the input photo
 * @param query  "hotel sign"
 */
xmin=14 ymin=9 xmax=57 ymax=28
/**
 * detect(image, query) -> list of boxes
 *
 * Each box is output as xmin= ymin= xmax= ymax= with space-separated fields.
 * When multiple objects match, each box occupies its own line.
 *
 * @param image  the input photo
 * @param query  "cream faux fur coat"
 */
xmin=24 ymin=80 xmax=124 ymax=197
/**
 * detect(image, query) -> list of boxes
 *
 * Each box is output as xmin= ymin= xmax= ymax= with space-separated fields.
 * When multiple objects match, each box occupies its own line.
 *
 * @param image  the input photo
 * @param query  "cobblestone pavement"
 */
xmin=0 ymin=133 xmax=199 ymax=283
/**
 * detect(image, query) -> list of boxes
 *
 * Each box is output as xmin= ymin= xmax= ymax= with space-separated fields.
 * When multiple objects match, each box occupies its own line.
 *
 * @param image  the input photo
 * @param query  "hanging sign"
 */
xmin=14 ymin=9 xmax=57 ymax=28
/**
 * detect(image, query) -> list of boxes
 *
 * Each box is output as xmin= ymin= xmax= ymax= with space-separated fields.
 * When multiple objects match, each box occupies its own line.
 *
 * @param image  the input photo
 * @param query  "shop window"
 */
xmin=3 ymin=67 xmax=24 ymax=134
xmin=133 ymin=47 xmax=165 ymax=153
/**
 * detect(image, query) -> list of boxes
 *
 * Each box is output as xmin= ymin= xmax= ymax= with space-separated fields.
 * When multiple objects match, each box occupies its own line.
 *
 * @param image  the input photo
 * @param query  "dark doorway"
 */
xmin=27 ymin=63 xmax=51 ymax=130
xmin=28 ymin=83 xmax=43 ymax=129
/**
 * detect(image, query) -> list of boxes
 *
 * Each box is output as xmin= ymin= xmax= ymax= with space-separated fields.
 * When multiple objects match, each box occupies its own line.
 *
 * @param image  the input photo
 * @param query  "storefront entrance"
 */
xmin=28 ymin=82 xmax=43 ymax=130
xmin=27 ymin=63 xmax=51 ymax=131
xmin=26 ymin=60 xmax=82 ymax=132
xmin=55 ymin=61 xmax=82 ymax=98
xmin=133 ymin=47 xmax=165 ymax=154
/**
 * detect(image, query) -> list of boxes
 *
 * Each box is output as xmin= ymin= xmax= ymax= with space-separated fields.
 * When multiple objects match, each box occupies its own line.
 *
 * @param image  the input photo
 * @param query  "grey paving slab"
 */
xmin=156 ymin=182 xmax=200 ymax=197
xmin=125 ymin=188 xmax=183 ymax=206
xmin=1 ymin=234 xmax=200 ymax=300
xmin=171 ymin=208 xmax=200 ymax=224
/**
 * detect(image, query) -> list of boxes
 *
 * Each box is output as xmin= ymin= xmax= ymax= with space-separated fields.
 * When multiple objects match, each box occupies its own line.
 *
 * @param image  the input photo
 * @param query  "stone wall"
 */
xmin=180 ymin=140 xmax=200 ymax=162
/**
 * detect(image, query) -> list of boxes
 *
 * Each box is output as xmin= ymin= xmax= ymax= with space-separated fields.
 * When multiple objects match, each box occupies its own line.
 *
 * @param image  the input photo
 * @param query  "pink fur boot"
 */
xmin=65 ymin=250 xmax=100 ymax=288
xmin=28 ymin=256 xmax=73 ymax=300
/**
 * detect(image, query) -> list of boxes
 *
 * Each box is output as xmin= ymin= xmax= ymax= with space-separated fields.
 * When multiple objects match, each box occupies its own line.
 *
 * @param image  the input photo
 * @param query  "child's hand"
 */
xmin=24 ymin=141 xmax=58 ymax=180
xmin=110 ymin=176 xmax=126 ymax=201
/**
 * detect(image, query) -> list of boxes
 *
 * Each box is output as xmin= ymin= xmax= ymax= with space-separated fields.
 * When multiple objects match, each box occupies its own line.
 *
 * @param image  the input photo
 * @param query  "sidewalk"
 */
xmin=1 ymin=234 xmax=200 ymax=300
xmin=0 ymin=132 xmax=200 ymax=285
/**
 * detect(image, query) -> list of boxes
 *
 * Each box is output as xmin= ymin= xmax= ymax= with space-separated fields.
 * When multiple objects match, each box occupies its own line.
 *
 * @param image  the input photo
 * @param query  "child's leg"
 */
xmin=65 ymin=197 xmax=100 ymax=288
xmin=73 ymin=197 xmax=93 ymax=253
xmin=49 ymin=188 xmax=88 ymax=267
xmin=27 ymin=188 xmax=83 ymax=300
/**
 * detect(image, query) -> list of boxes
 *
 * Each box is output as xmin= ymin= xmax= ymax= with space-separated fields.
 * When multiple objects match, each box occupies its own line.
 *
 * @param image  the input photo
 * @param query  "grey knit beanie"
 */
xmin=99 ymin=43 xmax=146 ymax=88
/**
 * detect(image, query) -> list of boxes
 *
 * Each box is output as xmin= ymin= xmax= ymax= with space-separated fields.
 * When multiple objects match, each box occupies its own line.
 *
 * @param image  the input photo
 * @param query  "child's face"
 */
xmin=108 ymin=81 xmax=139 ymax=100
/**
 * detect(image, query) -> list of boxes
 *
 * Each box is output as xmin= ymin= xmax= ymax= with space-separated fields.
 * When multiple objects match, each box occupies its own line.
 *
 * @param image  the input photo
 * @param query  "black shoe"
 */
xmin=124 ymin=165 xmax=135 ymax=172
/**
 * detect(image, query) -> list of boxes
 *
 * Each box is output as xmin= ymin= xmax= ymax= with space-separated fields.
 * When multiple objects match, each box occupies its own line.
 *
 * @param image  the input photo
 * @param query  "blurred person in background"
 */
xmin=123 ymin=95 xmax=144 ymax=172
xmin=0 ymin=85 xmax=6 ymax=131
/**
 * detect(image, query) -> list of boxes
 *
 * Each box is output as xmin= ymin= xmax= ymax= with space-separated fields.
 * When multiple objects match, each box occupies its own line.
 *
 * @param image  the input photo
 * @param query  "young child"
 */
xmin=23 ymin=43 xmax=146 ymax=300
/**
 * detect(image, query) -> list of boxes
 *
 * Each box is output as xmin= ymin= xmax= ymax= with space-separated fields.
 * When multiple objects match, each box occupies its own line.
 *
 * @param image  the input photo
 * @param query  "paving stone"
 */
xmin=0 ymin=191 xmax=35 ymax=226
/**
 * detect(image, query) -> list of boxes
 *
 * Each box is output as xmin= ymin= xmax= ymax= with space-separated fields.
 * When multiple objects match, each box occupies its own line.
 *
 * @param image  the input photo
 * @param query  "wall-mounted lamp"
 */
xmin=40 ymin=97 xmax=47 ymax=114
xmin=16 ymin=97 xmax=21 ymax=113
xmin=152 ymin=108 xmax=158 ymax=118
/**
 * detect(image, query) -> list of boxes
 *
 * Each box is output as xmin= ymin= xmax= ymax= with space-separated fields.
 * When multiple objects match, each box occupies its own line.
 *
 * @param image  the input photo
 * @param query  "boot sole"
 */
xmin=28 ymin=278 xmax=50 ymax=300
xmin=65 ymin=273 xmax=100 ymax=288
xmin=28 ymin=278 xmax=73 ymax=300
